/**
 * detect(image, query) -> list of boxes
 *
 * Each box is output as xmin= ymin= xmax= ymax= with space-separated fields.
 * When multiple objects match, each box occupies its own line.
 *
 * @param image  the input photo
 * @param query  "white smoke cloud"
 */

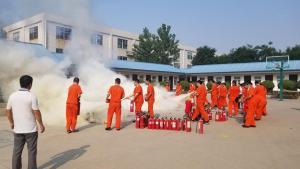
xmin=0 ymin=0 xmax=187 ymax=126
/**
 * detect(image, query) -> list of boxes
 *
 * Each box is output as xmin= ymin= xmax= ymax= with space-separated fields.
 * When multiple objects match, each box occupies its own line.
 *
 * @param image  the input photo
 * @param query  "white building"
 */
xmin=3 ymin=13 xmax=196 ymax=68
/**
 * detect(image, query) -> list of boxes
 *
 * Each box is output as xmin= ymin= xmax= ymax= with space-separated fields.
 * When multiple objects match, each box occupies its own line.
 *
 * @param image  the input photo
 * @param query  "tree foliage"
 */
xmin=132 ymin=24 xmax=180 ymax=64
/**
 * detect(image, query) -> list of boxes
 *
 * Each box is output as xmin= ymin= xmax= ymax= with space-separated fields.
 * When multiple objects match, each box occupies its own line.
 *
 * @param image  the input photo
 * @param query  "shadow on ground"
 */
xmin=38 ymin=145 xmax=90 ymax=169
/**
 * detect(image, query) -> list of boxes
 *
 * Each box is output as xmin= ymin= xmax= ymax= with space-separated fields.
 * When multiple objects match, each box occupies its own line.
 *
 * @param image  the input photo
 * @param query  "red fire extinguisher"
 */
xmin=176 ymin=119 xmax=181 ymax=131
xmin=130 ymin=100 xmax=134 ymax=113
xmin=181 ymin=119 xmax=186 ymax=131
xmin=140 ymin=115 xmax=145 ymax=128
xmin=156 ymin=118 xmax=160 ymax=129
xmin=196 ymin=119 xmax=204 ymax=134
xmin=163 ymin=118 xmax=168 ymax=130
xmin=215 ymin=112 xmax=220 ymax=121
xmin=222 ymin=111 xmax=227 ymax=121
xmin=186 ymin=119 xmax=191 ymax=132
xmin=148 ymin=117 xmax=153 ymax=129
xmin=136 ymin=115 xmax=140 ymax=128
xmin=168 ymin=118 xmax=173 ymax=130
xmin=160 ymin=118 xmax=164 ymax=129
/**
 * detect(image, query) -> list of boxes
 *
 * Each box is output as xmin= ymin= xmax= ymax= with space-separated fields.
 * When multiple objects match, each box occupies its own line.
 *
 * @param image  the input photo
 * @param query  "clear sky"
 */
xmin=91 ymin=0 xmax=300 ymax=54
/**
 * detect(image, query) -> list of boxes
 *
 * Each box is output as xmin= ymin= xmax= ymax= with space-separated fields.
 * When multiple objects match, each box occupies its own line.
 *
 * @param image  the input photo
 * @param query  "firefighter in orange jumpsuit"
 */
xmin=228 ymin=80 xmax=240 ymax=117
xmin=241 ymin=83 xmax=248 ymax=114
xmin=126 ymin=79 xmax=144 ymax=115
xmin=210 ymin=80 xmax=218 ymax=108
xmin=145 ymin=78 xmax=155 ymax=118
xmin=105 ymin=78 xmax=125 ymax=131
xmin=191 ymin=80 xmax=209 ymax=123
xmin=254 ymin=81 xmax=267 ymax=120
xmin=243 ymin=82 xmax=256 ymax=128
xmin=66 ymin=77 xmax=82 ymax=133
xmin=217 ymin=82 xmax=227 ymax=110
xmin=189 ymin=82 xmax=196 ymax=93
xmin=165 ymin=81 xmax=171 ymax=92
xmin=175 ymin=81 xmax=182 ymax=96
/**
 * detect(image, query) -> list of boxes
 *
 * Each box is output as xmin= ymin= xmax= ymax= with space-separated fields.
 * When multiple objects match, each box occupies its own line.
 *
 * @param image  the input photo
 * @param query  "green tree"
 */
xmin=155 ymin=24 xmax=180 ymax=64
xmin=132 ymin=24 xmax=180 ymax=64
xmin=228 ymin=45 xmax=258 ymax=63
xmin=286 ymin=44 xmax=300 ymax=60
xmin=192 ymin=46 xmax=216 ymax=65
xmin=132 ymin=27 xmax=159 ymax=63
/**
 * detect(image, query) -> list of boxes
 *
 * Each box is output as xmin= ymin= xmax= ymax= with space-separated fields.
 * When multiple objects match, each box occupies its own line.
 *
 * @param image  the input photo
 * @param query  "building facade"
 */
xmin=3 ymin=13 xmax=196 ymax=68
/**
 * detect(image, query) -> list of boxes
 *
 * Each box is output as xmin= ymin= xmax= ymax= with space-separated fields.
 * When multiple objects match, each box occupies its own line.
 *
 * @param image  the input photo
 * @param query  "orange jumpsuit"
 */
xmin=192 ymin=84 xmax=209 ymax=122
xmin=189 ymin=83 xmax=196 ymax=93
xmin=165 ymin=85 xmax=170 ymax=92
xmin=228 ymin=85 xmax=240 ymax=116
xmin=245 ymin=86 xmax=256 ymax=127
xmin=133 ymin=84 xmax=144 ymax=114
xmin=146 ymin=83 xmax=155 ymax=118
xmin=66 ymin=83 xmax=82 ymax=131
xmin=210 ymin=83 xmax=218 ymax=108
xmin=175 ymin=84 xmax=182 ymax=96
xmin=242 ymin=86 xmax=248 ymax=113
xmin=254 ymin=85 xmax=267 ymax=120
xmin=217 ymin=85 xmax=227 ymax=109
xmin=107 ymin=85 xmax=125 ymax=129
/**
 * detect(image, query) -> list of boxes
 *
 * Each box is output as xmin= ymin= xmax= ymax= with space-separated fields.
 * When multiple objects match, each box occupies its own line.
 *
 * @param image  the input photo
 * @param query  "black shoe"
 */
xmin=67 ymin=130 xmax=72 ymax=134
xmin=255 ymin=118 xmax=261 ymax=121
xmin=132 ymin=120 xmax=136 ymax=123
xmin=72 ymin=129 xmax=79 ymax=132
xmin=242 ymin=125 xmax=250 ymax=128
xmin=105 ymin=127 xmax=112 ymax=131
xmin=250 ymin=125 xmax=256 ymax=128
xmin=116 ymin=128 xmax=121 ymax=131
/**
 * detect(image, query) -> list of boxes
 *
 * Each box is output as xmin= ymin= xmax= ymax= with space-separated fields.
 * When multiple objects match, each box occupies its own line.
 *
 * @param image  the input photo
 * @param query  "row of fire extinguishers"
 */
xmin=135 ymin=114 xmax=205 ymax=134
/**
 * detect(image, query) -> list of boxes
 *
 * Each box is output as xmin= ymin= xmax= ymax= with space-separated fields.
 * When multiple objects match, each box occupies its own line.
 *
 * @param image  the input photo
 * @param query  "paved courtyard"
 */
xmin=0 ymin=98 xmax=300 ymax=169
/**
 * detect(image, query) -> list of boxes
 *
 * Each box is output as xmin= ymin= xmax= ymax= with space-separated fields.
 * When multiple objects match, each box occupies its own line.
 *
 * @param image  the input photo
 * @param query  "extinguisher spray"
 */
xmin=130 ymin=99 xmax=134 ymax=113
xmin=186 ymin=119 xmax=191 ymax=132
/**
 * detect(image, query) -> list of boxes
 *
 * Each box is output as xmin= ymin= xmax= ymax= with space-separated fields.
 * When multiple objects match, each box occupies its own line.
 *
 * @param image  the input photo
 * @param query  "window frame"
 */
xmin=29 ymin=26 xmax=38 ymax=40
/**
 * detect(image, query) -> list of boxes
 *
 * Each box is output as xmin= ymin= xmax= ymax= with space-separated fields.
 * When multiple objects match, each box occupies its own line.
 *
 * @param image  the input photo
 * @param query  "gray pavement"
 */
xmin=0 ymin=98 xmax=300 ymax=169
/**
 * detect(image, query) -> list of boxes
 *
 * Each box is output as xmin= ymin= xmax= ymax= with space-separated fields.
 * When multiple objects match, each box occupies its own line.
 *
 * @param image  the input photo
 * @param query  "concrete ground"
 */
xmin=0 ymin=98 xmax=300 ymax=169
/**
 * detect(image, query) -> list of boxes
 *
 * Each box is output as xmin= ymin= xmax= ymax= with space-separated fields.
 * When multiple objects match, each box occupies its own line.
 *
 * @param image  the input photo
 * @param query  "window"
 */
xmin=265 ymin=75 xmax=273 ymax=81
xmin=244 ymin=75 xmax=251 ymax=83
xmin=192 ymin=76 xmax=197 ymax=82
xmin=29 ymin=26 xmax=38 ymax=40
xmin=152 ymin=76 xmax=156 ymax=82
xmin=234 ymin=76 xmax=241 ymax=84
xmin=117 ymin=38 xmax=128 ymax=49
xmin=254 ymin=76 xmax=261 ymax=82
xmin=132 ymin=74 xmax=138 ymax=81
xmin=208 ymin=76 xmax=214 ymax=82
xmin=91 ymin=34 xmax=103 ymax=45
xmin=187 ymin=64 xmax=192 ymax=68
xmin=56 ymin=26 xmax=72 ymax=40
xmin=173 ymin=63 xmax=180 ymax=68
xmin=13 ymin=32 xmax=20 ymax=41
xmin=158 ymin=76 xmax=163 ymax=82
xmin=56 ymin=48 xmax=63 ymax=53
xmin=225 ymin=76 xmax=231 ymax=83
xmin=117 ymin=56 xmax=127 ymax=61
xmin=216 ymin=77 xmax=222 ymax=82
xmin=187 ymin=51 xmax=193 ymax=60
xmin=289 ymin=74 xmax=298 ymax=82
xmin=199 ymin=77 xmax=205 ymax=81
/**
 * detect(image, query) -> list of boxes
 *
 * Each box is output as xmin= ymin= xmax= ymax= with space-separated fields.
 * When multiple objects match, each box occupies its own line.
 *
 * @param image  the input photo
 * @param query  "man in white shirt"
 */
xmin=6 ymin=75 xmax=45 ymax=169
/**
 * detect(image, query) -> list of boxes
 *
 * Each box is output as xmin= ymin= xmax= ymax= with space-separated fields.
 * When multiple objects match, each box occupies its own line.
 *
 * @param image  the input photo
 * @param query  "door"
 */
xmin=244 ymin=75 xmax=251 ymax=83
xmin=169 ymin=76 xmax=174 ymax=90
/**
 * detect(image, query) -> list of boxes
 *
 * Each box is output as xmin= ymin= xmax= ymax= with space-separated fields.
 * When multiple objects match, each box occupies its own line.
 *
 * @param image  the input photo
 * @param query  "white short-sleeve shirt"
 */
xmin=6 ymin=88 xmax=39 ymax=133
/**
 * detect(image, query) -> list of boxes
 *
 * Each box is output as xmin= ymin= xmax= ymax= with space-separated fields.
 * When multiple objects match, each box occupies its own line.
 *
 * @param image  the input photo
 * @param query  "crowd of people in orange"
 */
xmin=65 ymin=77 xmax=267 ymax=133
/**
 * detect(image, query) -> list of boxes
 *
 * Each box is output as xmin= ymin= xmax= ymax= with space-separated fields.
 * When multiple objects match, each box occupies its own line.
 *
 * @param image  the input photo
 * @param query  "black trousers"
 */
xmin=12 ymin=132 xmax=38 ymax=169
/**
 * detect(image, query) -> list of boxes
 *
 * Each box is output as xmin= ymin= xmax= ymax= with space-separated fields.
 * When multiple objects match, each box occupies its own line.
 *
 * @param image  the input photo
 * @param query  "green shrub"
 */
xmin=206 ymin=82 xmax=212 ymax=90
xmin=278 ymin=80 xmax=297 ymax=91
xmin=159 ymin=81 xmax=166 ymax=87
xmin=297 ymin=81 xmax=300 ymax=89
xmin=180 ymin=80 xmax=190 ymax=92
xmin=261 ymin=80 xmax=275 ymax=92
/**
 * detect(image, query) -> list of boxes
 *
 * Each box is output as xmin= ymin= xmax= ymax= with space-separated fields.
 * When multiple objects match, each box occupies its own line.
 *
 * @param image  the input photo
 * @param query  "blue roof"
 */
xmin=184 ymin=60 xmax=300 ymax=74
xmin=110 ymin=60 xmax=184 ymax=73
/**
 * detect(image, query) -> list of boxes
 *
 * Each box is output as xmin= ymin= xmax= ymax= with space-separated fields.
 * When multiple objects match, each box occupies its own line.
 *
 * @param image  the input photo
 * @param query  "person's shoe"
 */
xmin=72 ymin=129 xmax=79 ymax=132
xmin=255 ymin=118 xmax=261 ymax=121
xmin=250 ymin=125 xmax=256 ymax=128
xmin=132 ymin=120 xmax=136 ymax=123
xmin=242 ymin=125 xmax=250 ymax=128
xmin=105 ymin=127 xmax=112 ymax=131
xmin=116 ymin=128 xmax=121 ymax=131
xmin=263 ymin=114 xmax=267 ymax=116
xmin=204 ymin=121 xmax=210 ymax=125
xmin=67 ymin=130 xmax=72 ymax=134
